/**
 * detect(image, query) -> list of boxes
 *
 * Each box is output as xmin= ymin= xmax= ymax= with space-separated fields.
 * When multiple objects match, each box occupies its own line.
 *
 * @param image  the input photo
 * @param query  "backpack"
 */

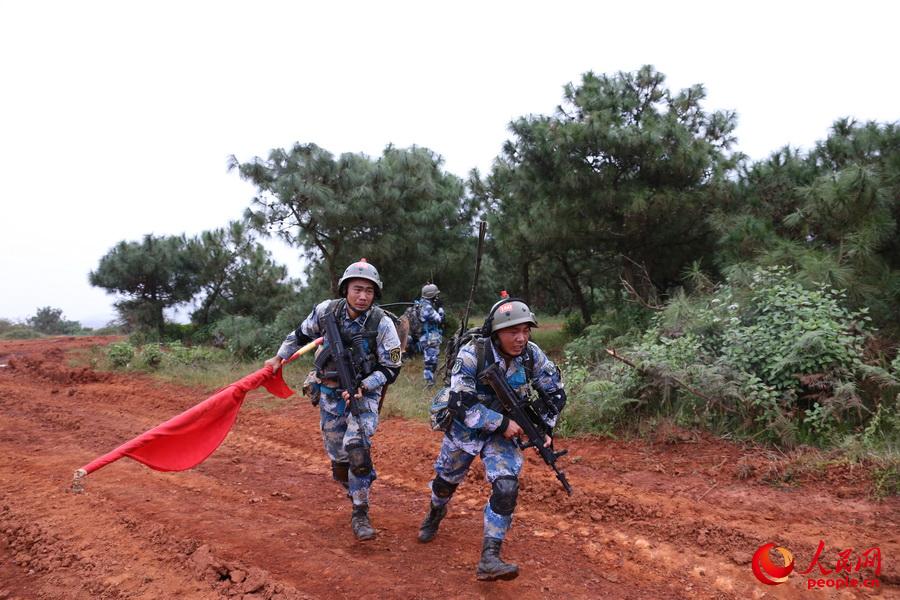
xmin=403 ymin=302 xmax=423 ymax=339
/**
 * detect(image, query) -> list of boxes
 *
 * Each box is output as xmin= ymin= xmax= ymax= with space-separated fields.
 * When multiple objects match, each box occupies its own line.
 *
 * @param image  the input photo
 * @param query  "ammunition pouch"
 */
xmin=429 ymin=387 xmax=453 ymax=432
xmin=303 ymin=370 xmax=322 ymax=406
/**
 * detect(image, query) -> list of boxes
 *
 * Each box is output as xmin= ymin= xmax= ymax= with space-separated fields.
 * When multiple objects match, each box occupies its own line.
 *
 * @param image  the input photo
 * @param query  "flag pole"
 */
xmin=286 ymin=337 xmax=323 ymax=364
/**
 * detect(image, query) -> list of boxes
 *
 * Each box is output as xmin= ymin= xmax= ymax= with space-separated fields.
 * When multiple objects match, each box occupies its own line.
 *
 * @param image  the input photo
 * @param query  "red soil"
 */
xmin=0 ymin=337 xmax=896 ymax=599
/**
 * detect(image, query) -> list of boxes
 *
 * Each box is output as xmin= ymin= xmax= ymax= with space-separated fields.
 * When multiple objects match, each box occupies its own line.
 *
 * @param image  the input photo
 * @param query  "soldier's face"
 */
xmin=346 ymin=279 xmax=376 ymax=313
xmin=495 ymin=324 xmax=531 ymax=357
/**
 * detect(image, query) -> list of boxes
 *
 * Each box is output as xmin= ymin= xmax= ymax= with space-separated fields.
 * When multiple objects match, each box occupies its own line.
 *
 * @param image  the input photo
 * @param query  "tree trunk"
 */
xmin=621 ymin=258 xmax=659 ymax=308
xmin=558 ymin=254 xmax=591 ymax=324
xmin=521 ymin=261 xmax=531 ymax=305
xmin=154 ymin=302 xmax=165 ymax=340
xmin=198 ymin=278 xmax=226 ymax=326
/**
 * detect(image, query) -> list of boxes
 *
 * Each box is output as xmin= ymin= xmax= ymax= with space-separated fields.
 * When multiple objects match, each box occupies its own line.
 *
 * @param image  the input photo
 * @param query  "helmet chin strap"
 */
xmin=346 ymin=300 xmax=372 ymax=319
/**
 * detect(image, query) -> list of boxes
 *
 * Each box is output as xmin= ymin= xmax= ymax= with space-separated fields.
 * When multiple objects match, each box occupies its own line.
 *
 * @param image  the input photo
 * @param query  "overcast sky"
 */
xmin=1 ymin=1 xmax=897 ymax=327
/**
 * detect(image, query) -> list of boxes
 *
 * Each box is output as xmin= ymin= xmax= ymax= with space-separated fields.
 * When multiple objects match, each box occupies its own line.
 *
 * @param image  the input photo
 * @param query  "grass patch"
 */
xmin=0 ymin=327 xmax=45 ymax=340
xmin=73 ymin=341 xmax=317 ymax=394
xmin=754 ymin=442 xmax=900 ymax=499
xmin=381 ymin=355 xmax=433 ymax=421
xmin=873 ymin=462 xmax=900 ymax=499
xmin=533 ymin=315 xmax=572 ymax=360
xmin=152 ymin=353 xmax=318 ymax=393
xmin=67 ymin=345 xmax=104 ymax=369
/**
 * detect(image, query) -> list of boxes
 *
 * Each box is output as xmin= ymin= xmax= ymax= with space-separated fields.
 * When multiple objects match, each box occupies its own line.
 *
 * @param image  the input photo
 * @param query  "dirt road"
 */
xmin=0 ymin=337 xmax=896 ymax=599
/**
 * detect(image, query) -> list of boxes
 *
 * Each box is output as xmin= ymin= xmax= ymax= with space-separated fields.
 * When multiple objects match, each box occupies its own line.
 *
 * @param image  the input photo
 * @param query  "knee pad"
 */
xmin=431 ymin=476 xmax=459 ymax=499
xmin=347 ymin=444 xmax=373 ymax=477
xmin=331 ymin=460 xmax=349 ymax=484
xmin=489 ymin=476 xmax=519 ymax=516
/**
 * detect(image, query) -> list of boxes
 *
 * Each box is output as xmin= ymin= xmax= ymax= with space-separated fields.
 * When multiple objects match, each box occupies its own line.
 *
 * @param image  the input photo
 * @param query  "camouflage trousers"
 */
xmin=429 ymin=431 xmax=523 ymax=540
xmin=422 ymin=344 xmax=440 ymax=384
xmin=318 ymin=385 xmax=380 ymax=506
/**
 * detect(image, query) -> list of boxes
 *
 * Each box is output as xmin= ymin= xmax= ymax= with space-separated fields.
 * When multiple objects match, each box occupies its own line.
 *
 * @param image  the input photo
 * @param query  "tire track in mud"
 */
xmin=0 ymin=337 xmax=897 ymax=599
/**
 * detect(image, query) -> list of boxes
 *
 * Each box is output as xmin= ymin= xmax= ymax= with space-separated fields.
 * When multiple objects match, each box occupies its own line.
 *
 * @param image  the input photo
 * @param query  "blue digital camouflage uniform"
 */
xmin=419 ymin=298 xmax=444 ymax=384
xmin=277 ymin=299 xmax=402 ymax=507
xmin=429 ymin=338 xmax=563 ymax=540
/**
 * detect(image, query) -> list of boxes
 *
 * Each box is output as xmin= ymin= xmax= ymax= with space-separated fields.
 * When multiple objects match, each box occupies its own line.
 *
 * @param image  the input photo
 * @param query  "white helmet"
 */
xmin=421 ymin=283 xmax=440 ymax=299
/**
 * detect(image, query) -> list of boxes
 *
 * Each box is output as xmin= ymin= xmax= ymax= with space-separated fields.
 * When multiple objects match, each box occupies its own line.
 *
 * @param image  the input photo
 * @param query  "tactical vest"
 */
xmin=471 ymin=337 xmax=535 ymax=411
xmin=313 ymin=299 xmax=385 ymax=381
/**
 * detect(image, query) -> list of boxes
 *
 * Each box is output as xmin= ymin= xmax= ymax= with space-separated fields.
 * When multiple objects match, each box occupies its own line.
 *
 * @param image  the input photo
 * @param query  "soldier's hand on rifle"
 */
xmin=265 ymin=356 xmax=284 ymax=373
xmin=502 ymin=419 xmax=524 ymax=440
xmin=341 ymin=388 xmax=364 ymax=401
xmin=543 ymin=434 xmax=552 ymax=448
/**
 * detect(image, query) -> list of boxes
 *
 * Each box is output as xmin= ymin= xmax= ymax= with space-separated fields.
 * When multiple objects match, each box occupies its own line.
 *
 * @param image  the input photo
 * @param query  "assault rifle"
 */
xmin=322 ymin=310 xmax=370 ymax=449
xmin=478 ymin=362 xmax=573 ymax=495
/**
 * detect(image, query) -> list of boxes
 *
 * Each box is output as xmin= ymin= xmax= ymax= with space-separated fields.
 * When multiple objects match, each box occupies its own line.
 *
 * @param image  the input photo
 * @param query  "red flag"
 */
xmin=78 ymin=365 xmax=294 ymax=475
xmin=73 ymin=337 xmax=323 ymax=486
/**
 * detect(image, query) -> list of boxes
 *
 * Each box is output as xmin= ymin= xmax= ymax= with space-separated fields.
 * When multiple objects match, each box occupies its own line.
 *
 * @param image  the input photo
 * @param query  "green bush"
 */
xmin=443 ymin=312 xmax=459 ymax=337
xmin=165 ymin=341 xmax=222 ymax=366
xmin=106 ymin=342 xmax=135 ymax=368
xmin=0 ymin=319 xmax=15 ymax=335
xmin=0 ymin=326 xmax=43 ymax=340
xmin=862 ymin=395 xmax=900 ymax=449
xmin=563 ymin=312 xmax=586 ymax=336
xmin=555 ymin=363 xmax=639 ymax=436
xmin=162 ymin=322 xmax=198 ymax=343
xmin=127 ymin=330 xmax=155 ymax=346
xmin=212 ymin=316 xmax=280 ymax=361
xmin=872 ymin=463 xmax=900 ymax=499
xmin=137 ymin=344 xmax=164 ymax=370
xmin=720 ymin=267 xmax=867 ymax=392
xmin=564 ymin=266 xmax=890 ymax=447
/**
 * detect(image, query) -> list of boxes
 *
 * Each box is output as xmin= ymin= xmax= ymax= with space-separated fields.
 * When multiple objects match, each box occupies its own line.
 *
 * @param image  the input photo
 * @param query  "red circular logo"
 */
xmin=752 ymin=543 xmax=795 ymax=585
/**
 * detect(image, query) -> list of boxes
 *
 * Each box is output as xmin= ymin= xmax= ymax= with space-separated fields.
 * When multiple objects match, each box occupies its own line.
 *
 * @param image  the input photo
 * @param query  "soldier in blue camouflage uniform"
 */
xmin=416 ymin=298 xmax=566 ymax=581
xmin=418 ymin=283 xmax=444 ymax=386
xmin=265 ymin=259 xmax=402 ymax=541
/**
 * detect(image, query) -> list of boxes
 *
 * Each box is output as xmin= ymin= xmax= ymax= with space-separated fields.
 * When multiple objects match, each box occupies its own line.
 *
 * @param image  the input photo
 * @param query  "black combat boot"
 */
xmin=417 ymin=503 xmax=447 ymax=543
xmin=351 ymin=504 xmax=376 ymax=541
xmin=475 ymin=537 xmax=519 ymax=581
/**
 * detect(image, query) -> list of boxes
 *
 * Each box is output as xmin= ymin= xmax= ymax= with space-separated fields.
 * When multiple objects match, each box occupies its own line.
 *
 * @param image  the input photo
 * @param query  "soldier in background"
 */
xmin=419 ymin=283 xmax=444 ymax=387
